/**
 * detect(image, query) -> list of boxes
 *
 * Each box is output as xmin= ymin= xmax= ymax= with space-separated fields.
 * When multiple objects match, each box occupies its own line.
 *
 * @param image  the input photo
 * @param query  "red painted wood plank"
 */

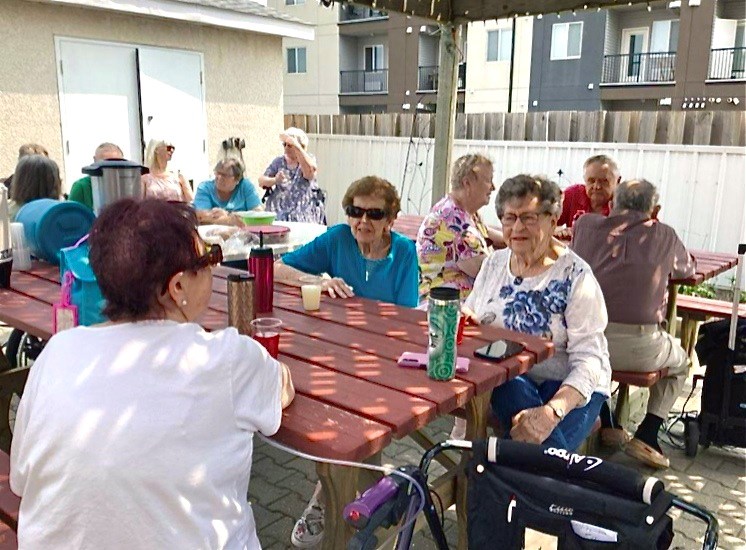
xmin=284 ymin=357 xmax=437 ymax=438
xmin=274 ymin=394 xmax=391 ymax=461
xmin=0 ymin=290 xmax=53 ymax=340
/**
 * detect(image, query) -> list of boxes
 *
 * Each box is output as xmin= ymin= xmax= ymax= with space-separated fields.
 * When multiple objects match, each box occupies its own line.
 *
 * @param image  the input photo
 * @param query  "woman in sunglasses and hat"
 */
xmin=275 ymin=175 xmax=418 ymax=308
xmin=11 ymin=199 xmax=294 ymax=549
xmin=141 ymin=138 xmax=194 ymax=202
xmin=258 ymin=127 xmax=326 ymax=224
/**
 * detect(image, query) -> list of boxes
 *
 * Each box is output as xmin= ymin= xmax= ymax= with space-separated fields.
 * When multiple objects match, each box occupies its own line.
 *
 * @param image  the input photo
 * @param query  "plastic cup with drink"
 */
xmin=299 ymin=275 xmax=322 ymax=311
xmin=250 ymin=317 xmax=283 ymax=359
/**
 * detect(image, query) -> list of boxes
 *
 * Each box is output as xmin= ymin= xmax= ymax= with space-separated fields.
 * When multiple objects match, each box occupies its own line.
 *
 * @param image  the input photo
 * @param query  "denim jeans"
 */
xmin=491 ymin=375 xmax=606 ymax=451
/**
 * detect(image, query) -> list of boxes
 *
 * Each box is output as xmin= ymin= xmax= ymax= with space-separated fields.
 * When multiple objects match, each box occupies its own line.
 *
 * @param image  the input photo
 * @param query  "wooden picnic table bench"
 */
xmin=0 ymin=261 xmax=553 ymax=550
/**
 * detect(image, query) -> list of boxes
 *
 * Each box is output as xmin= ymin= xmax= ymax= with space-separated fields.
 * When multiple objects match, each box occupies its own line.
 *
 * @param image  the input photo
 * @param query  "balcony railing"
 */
xmin=417 ymin=63 xmax=467 ymax=91
xmin=340 ymin=70 xmax=388 ymax=94
xmin=339 ymin=5 xmax=387 ymax=22
xmin=601 ymin=52 xmax=676 ymax=84
xmin=708 ymin=47 xmax=746 ymax=80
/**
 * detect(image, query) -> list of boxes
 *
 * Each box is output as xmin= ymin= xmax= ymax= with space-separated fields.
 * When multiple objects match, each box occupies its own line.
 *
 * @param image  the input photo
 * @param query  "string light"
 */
xmin=537 ymin=13 xmax=543 ymax=19
xmin=647 ymin=2 xmax=652 ymax=11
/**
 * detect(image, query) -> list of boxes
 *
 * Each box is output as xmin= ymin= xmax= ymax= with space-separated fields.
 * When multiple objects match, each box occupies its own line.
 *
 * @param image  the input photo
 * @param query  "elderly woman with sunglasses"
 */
xmin=275 ymin=176 xmax=417 ymax=548
xmin=141 ymin=138 xmax=193 ymax=202
xmin=193 ymin=158 xmax=263 ymax=226
xmin=11 ymin=199 xmax=294 ymax=549
xmin=257 ymin=127 xmax=326 ymax=224
xmin=463 ymin=175 xmax=611 ymax=452
xmin=275 ymin=176 xmax=418 ymax=309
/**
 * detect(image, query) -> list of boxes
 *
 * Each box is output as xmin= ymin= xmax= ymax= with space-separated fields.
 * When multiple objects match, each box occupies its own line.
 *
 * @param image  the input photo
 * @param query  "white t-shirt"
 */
xmin=10 ymin=320 xmax=283 ymax=549
xmin=465 ymin=247 xmax=611 ymax=401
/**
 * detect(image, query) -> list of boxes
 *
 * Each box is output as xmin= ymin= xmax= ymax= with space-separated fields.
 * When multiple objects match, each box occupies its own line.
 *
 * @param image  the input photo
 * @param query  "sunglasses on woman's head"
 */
xmin=345 ymin=205 xmax=388 ymax=221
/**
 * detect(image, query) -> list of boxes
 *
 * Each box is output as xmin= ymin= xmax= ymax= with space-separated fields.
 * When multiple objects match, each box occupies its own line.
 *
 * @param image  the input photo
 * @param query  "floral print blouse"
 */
xmin=263 ymin=156 xmax=326 ymax=225
xmin=416 ymin=195 xmax=491 ymax=302
xmin=464 ymin=247 xmax=611 ymax=401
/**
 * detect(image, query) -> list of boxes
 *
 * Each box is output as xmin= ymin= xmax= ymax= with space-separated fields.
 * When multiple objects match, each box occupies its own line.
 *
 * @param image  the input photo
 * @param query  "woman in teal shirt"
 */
xmin=193 ymin=158 xmax=261 ymax=226
xmin=275 ymin=175 xmax=418 ymax=308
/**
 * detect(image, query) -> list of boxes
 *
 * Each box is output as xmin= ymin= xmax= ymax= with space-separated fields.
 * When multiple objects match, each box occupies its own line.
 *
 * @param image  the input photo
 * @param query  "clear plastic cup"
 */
xmin=299 ymin=275 xmax=322 ymax=311
xmin=250 ymin=317 xmax=283 ymax=359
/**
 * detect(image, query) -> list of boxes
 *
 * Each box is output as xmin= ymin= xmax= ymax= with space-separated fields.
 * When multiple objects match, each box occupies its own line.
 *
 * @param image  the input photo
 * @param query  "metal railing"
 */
xmin=417 ymin=63 xmax=467 ymax=91
xmin=601 ymin=52 xmax=676 ymax=84
xmin=708 ymin=47 xmax=746 ymax=80
xmin=339 ymin=5 xmax=387 ymax=22
xmin=340 ymin=69 xmax=389 ymax=93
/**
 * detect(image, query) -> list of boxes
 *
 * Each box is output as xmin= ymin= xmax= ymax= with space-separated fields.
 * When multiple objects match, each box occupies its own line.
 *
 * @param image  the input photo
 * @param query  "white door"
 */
xmin=56 ymin=39 xmax=142 ymax=191
xmin=138 ymin=47 xmax=208 ymax=185
xmin=620 ymin=28 xmax=649 ymax=83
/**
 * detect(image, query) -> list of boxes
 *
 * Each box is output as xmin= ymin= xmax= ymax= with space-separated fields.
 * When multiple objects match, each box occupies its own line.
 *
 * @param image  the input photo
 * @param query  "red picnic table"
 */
xmin=0 ymin=262 xmax=553 ymax=549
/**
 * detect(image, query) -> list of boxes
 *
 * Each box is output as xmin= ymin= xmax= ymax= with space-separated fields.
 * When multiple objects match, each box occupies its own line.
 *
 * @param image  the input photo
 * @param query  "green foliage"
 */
xmin=679 ymin=283 xmax=717 ymax=299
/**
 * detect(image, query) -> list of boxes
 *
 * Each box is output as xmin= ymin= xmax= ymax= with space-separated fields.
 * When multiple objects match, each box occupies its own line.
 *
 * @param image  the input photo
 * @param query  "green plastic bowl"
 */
xmin=236 ymin=211 xmax=277 ymax=225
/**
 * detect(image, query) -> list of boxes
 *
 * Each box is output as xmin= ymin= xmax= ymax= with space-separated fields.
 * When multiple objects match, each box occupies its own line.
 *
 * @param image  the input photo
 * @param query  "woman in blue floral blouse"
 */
xmin=464 ymin=175 xmax=611 ymax=451
xmin=258 ymin=127 xmax=326 ymax=224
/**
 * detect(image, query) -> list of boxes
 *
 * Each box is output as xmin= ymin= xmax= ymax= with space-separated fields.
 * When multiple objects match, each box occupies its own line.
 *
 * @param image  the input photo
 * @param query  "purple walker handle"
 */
xmin=343 ymin=476 xmax=399 ymax=529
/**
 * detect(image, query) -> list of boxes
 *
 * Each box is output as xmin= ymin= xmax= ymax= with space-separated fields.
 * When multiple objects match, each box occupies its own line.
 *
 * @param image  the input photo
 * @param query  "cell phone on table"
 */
xmin=473 ymin=340 xmax=524 ymax=362
xmin=397 ymin=352 xmax=470 ymax=373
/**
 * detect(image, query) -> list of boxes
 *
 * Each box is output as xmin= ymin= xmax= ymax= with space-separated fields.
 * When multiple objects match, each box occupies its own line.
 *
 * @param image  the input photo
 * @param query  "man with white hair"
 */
xmin=68 ymin=142 xmax=123 ymax=210
xmin=572 ymin=179 xmax=695 ymax=469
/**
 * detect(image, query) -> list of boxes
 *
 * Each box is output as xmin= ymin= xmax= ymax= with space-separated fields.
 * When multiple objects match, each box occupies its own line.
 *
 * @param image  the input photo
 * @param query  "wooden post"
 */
xmin=431 ymin=23 xmax=461 ymax=207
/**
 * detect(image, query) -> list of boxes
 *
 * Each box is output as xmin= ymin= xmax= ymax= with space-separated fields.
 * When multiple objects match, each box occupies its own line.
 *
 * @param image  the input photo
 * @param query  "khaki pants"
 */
xmin=605 ymin=322 xmax=690 ymax=419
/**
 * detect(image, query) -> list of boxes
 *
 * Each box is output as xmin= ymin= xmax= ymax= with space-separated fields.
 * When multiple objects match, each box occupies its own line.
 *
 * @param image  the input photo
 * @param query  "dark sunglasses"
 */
xmin=345 ymin=205 xmax=388 ymax=221
xmin=282 ymin=142 xmax=293 ymax=148
xmin=165 ymin=145 xmax=176 ymax=152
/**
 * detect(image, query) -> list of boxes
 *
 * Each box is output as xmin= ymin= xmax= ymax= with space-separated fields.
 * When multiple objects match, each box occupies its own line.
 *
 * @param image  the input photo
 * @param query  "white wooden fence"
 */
xmin=312 ymin=134 xmax=746 ymax=286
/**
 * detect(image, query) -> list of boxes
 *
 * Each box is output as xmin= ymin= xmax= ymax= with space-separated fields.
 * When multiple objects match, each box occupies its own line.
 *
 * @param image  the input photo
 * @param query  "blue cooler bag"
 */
xmin=59 ymin=236 xmax=106 ymax=326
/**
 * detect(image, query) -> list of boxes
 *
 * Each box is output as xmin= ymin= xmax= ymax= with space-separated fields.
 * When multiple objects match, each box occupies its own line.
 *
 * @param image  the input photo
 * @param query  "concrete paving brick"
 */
xmin=254 ymin=437 xmax=298 ymax=465
xmin=249 ymin=476 xmax=292 ymax=506
xmin=276 ymin=470 xmax=318 ymax=499
xmin=252 ymin=456 xmax=296 ymax=484
xmin=252 ymin=505 xmax=283 ymax=532
xmin=258 ymin=516 xmax=296 ymax=547
xmin=266 ymin=490 xmax=308 ymax=521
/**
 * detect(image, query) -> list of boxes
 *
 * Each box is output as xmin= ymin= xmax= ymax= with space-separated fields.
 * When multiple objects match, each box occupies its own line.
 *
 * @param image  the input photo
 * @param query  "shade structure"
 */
xmin=326 ymin=0 xmax=657 ymax=205
xmin=326 ymin=0 xmax=655 ymax=23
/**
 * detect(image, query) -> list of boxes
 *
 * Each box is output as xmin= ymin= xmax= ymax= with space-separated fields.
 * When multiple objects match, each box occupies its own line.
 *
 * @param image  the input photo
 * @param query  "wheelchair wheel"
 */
xmin=685 ymin=419 xmax=700 ymax=458
xmin=4 ymin=329 xmax=45 ymax=369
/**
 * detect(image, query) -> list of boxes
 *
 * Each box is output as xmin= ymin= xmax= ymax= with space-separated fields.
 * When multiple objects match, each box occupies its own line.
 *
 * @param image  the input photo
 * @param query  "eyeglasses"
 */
xmin=165 ymin=145 xmax=176 ymax=152
xmin=162 ymin=243 xmax=222 ymax=294
xmin=282 ymin=142 xmax=293 ymax=148
xmin=189 ymin=243 xmax=223 ymax=271
xmin=345 ymin=205 xmax=388 ymax=221
xmin=499 ymin=212 xmax=549 ymax=227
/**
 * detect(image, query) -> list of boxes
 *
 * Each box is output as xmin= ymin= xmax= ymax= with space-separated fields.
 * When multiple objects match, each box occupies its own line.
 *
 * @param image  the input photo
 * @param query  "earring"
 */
xmin=181 ymin=300 xmax=188 ymax=306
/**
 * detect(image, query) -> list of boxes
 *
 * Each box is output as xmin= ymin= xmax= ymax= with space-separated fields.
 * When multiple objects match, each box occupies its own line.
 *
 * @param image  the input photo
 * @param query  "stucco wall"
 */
xmin=0 ymin=0 xmax=284 ymax=187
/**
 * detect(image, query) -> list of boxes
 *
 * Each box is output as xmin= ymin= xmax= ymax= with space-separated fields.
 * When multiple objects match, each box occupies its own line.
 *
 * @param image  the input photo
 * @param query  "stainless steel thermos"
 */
xmin=227 ymin=273 xmax=255 ymax=335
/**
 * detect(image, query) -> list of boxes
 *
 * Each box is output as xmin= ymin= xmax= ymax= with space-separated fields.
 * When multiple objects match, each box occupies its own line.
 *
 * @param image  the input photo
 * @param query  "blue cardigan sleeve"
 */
xmin=193 ymin=181 xmax=215 ymax=210
xmin=392 ymin=234 xmax=419 ymax=308
xmin=281 ymin=227 xmax=335 ymax=275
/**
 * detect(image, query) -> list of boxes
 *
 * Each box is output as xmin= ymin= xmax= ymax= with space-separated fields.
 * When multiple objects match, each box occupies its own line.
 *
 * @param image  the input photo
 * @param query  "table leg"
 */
xmin=456 ymin=392 xmax=490 ymax=550
xmin=666 ymin=283 xmax=679 ymax=336
xmin=317 ymin=461 xmax=359 ymax=550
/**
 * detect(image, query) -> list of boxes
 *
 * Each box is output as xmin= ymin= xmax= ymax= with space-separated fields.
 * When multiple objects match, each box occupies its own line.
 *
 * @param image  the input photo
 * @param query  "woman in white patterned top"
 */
xmin=464 ymin=174 xmax=611 ymax=451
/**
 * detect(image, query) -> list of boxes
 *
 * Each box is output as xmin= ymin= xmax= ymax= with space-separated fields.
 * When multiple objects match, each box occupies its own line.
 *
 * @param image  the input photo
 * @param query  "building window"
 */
xmin=364 ymin=45 xmax=384 ymax=71
xmin=285 ymin=0 xmax=305 ymax=5
xmin=487 ymin=29 xmax=512 ymax=61
xmin=287 ymin=47 xmax=307 ymax=73
xmin=550 ymin=21 xmax=583 ymax=60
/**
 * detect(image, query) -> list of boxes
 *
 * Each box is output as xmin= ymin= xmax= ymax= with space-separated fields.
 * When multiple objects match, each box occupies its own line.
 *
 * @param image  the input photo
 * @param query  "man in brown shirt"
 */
xmin=572 ymin=179 xmax=695 ymax=469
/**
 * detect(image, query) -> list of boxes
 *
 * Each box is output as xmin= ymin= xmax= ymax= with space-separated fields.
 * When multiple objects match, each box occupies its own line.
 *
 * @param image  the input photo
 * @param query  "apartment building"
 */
xmin=529 ymin=0 xmax=745 ymax=111
xmin=269 ymin=1 xmax=533 ymax=114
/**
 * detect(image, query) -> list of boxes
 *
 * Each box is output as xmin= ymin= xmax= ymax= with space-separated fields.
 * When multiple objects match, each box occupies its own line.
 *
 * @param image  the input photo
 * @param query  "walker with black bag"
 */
xmin=686 ymin=243 xmax=746 ymax=456
xmin=343 ymin=438 xmax=718 ymax=549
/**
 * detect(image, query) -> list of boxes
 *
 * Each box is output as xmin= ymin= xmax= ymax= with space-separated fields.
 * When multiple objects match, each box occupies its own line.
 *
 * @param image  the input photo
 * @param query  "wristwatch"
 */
xmin=547 ymin=402 xmax=565 ymax=420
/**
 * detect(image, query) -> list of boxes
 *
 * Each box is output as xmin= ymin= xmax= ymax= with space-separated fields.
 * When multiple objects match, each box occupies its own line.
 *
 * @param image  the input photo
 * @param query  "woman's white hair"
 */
xmin=284 ymin=127 xmax=309 ymax=149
